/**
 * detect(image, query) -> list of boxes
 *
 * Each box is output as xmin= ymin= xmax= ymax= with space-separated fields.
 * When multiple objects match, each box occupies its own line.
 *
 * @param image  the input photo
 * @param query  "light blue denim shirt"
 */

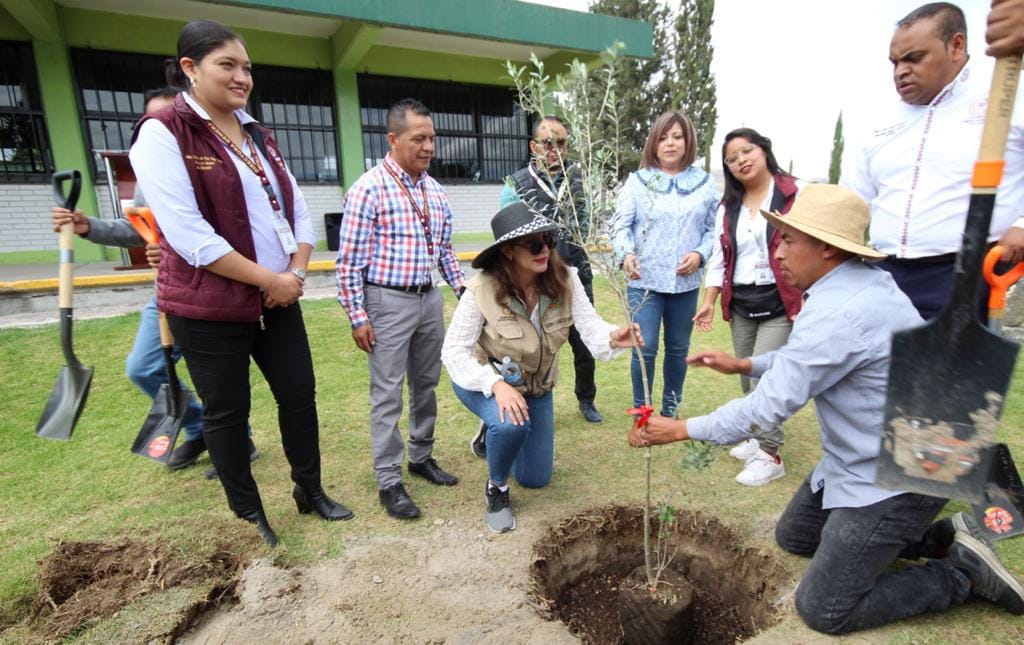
xmin=610 ymin=166 xmax=719 ymax=294
xmin=687 ymin=259 xmax=924 ymax=509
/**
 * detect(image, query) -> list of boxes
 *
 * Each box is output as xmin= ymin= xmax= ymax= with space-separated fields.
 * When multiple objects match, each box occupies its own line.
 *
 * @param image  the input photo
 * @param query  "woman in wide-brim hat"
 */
xmin=441 ymin=202 xmax=641 ymax=534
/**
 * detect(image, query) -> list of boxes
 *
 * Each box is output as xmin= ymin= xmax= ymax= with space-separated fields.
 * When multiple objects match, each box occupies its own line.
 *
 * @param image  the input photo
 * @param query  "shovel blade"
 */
xmin=130 ymin=383 xmax=189 ymax=465
xmin=876 ymin=317 xmax=1019 ymax=503
xmin=36 ymin=363 xmax=93 ymax=440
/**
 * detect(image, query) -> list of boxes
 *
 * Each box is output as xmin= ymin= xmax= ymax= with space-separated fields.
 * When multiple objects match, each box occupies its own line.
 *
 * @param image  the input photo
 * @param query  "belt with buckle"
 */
xmin=366 ymin=281 xmax=433 ymax=294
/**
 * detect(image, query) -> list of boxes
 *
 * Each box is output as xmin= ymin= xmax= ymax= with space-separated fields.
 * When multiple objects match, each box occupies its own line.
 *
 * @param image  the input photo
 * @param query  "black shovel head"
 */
xmin=130 ymin=383 xmax=189 ymax=464
xmin=36 ymin=362 xmax=93 ymax=440
xmin=876 ymin=314 xmax=1019 ymax=503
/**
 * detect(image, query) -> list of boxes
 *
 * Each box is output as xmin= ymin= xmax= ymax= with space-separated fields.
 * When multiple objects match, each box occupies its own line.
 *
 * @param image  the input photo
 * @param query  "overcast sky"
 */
xmin=523 ymin=0 xmax=993 ymax=179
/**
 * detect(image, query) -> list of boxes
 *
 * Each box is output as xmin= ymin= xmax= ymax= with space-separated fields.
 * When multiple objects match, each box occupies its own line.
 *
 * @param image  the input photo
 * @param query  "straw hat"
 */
xmin=471 ymin=202 xmax=562 ymax=269
xmin=761 ymin=183 xmax=885 ymax=260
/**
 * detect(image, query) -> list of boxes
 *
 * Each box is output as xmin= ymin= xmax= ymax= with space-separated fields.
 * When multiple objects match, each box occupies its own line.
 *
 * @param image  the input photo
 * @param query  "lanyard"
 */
xmin=206 ymin=121 xmax=281 ymax=213
xmin=528 ymin=165 xmax=569 ymax=204
xmin=383 ymin=161 xmax=434 ymax=256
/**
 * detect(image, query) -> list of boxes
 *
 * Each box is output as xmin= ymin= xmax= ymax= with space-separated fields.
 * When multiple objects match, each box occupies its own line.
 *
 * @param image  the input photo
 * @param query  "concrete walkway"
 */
xmin=0 ymin=244 xmax=486 ymax=328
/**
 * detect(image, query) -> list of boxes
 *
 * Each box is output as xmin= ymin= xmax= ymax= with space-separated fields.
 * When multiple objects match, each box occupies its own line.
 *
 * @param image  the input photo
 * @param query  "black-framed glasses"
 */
xmin=515 ymin=232 xmax=559 ymax=255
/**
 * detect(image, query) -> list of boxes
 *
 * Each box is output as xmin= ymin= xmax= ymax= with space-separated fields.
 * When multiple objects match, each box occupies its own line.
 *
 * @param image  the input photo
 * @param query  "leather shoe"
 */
xmin=408 ymin=457 xmax=459 ymax=486
xmin=579 ymin=401 xmax=603 ymax=423
xmin=236 ymin=508 xmax=279 ymax=547
xmin=293 ymin=484 xmax=354 ymax=521
xmin=379 ymin=483 xmax=420 ymax=519
xmin=168 ymin=437 xmax=206 ymax=470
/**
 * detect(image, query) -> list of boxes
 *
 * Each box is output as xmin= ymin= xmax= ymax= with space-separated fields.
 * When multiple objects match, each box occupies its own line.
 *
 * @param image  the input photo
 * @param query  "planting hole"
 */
xmin=530 ymin=506 xmax=790 ymax=644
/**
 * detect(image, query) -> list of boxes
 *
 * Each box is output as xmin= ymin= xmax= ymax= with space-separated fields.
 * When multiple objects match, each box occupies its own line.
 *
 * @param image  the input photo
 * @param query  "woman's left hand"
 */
xmin=675 ymin=252 xmax=701 ymax=276
xmin=610 ymin=323 xmax=643 ymax=349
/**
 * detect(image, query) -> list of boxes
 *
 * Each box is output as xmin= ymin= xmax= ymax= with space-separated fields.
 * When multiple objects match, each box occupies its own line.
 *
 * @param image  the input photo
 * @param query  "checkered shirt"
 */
xmin=336 ymin=153 xmax=465 ymax=327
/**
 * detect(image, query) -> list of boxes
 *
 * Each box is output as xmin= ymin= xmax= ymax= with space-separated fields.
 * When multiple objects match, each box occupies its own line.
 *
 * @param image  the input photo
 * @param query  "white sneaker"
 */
xmin=735 ymin=450 xmax=785 ymax=486
xmin=729 ymin=438 xmax=760 ymax=462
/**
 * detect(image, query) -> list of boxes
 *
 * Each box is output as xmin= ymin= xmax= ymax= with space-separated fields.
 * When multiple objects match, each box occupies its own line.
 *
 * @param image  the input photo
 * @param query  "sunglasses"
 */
xmin=515 ymin=232 xmax=558 ymax=255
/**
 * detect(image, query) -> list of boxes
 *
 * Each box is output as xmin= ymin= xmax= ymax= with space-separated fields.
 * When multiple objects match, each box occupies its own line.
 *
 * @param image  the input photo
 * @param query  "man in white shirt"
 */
xmin=844 ymin=2 xmax=1024 ymax=319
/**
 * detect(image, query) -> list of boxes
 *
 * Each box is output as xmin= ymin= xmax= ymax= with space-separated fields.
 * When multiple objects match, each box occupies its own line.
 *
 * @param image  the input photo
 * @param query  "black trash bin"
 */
xmin=324 ymin=212 xmax=343 ymax=251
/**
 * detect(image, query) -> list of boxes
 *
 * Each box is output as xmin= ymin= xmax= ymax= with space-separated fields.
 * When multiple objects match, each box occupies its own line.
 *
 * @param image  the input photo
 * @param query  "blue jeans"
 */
xmin=776 ymin=474 xmax=969 ymax=634
xmin=628 ymin=287 xmax=698 ymax=415
xmin=452 ymin=382 xmax=554 ymax=488
xmin=125 ymin=298 xmax=203 ymax=441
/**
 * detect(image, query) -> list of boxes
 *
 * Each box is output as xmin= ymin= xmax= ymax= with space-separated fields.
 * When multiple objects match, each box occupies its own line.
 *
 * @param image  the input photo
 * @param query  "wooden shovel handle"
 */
xmin=974 ymin=57 xmax=1022 ymax=189
xmin=158 ymin=311 xmax=174 ymax=348
xmin=58 ymin=223 xmax=74 ymax=309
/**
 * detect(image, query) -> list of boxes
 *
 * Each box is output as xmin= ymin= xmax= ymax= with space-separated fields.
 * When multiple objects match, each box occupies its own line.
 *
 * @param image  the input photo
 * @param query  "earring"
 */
xmin=190 ymin=76 xmax=198 ymax=90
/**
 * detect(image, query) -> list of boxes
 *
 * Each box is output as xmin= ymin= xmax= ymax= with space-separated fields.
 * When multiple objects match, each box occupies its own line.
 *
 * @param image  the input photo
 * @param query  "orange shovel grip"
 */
xmin=983 ymin=245 xmax=1024 ymax=310
xmin=123 ymin=206 xmax=160 ymax=245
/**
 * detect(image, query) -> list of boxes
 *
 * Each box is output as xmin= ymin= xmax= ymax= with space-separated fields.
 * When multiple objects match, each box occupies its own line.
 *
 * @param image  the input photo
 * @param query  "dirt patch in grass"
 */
xmin=30 ymin=539 xmax=248 ymax=640
xmin=531 ymin=506 xmax=790 ymax=644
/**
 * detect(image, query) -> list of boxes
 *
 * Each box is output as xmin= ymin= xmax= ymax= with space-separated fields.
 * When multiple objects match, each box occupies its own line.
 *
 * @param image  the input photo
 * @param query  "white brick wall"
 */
xmin=1 ymin=180 xmax=494 ymax=253
xmin=443 ymin=183 xmax=503 ymax=234
xmin=0 ymin=184 xmax=59 ymax=252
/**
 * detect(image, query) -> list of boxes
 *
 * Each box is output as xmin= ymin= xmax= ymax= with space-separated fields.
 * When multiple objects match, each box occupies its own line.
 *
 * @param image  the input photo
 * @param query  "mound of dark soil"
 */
xmin=31 ymin=539 xmax=245 ymax=640
xmin=531 ymin=506 xmax=790 ymax=644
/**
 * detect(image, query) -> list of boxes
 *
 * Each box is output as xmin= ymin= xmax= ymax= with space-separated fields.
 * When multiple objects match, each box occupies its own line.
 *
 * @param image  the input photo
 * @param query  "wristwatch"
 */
xmin=289 ymin=267 xmax=306 ymax=281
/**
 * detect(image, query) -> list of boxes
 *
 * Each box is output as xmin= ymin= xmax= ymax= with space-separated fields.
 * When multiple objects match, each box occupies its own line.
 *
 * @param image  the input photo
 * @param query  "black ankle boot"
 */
xmin=236 ymin=508 xmax=279 ymax=547
xmin=293 ymin=485 xmax=355 ymax=521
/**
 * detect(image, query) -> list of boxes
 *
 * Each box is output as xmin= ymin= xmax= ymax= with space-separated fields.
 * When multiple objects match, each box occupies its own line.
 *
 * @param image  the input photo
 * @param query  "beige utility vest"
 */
xmin=468 ymin=272 xmax=575 ymax=397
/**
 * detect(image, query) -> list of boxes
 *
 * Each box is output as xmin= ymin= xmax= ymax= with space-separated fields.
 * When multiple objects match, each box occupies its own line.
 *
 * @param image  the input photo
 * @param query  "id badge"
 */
xmin=273 ymin=214 xmax=298 ymax=254
xmin=754 ymin=259 xmax=773 ymax=286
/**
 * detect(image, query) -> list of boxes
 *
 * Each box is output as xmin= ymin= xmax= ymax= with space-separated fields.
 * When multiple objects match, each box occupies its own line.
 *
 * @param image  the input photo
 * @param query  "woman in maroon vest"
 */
xmin=129 ymin=20 xmax=352 ymax=546
xmin=693 ymin=128 xmax=803 ymax=487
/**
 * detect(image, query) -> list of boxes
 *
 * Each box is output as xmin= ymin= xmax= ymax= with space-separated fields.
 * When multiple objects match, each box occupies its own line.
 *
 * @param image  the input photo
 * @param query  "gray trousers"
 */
xmin=729 ymin=313 xmax=792 ymax=452
xmin=364 ymin=286 xmax=445 ymax=488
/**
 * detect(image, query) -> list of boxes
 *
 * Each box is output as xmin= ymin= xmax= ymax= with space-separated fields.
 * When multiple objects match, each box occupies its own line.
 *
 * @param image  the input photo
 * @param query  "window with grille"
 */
xmin=70 ymin=48 xmax=338 ymax=183
xmin=358 ymin=74 xmax=532 ymax=183
xmin=0 ymin=41 xmax=52 ymax=182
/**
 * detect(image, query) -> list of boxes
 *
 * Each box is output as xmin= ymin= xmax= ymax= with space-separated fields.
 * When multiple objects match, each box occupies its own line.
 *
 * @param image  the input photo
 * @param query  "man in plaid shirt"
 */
xmin=336 ymin=98 xmax=466 ymax=520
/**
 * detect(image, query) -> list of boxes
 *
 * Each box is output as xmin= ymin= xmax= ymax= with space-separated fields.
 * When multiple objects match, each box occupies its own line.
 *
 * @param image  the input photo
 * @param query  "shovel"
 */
xmin=36 ymin=170 xmax=94 ymax=440
xmin=874 ymin=56 xmax=1022 ymax=503
xmin=966 ymin=247 xmax=1024 ymax=540
xmin=124 ymin=207 xmax=190 ymax=464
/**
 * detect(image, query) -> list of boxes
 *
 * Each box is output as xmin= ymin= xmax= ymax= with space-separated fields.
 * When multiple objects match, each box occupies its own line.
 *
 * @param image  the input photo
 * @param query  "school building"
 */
xmin=0 ymin=0 xmax=651 ymax=260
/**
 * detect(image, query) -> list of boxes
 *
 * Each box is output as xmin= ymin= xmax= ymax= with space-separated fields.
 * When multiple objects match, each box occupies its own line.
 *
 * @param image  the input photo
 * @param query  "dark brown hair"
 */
xmin=640 ymin=110 xmax=698 ymax=171
xmin=484 ymin=243 xmax=570 ymax=305
xmin=164 ymin=20 xmax=244 ymax=89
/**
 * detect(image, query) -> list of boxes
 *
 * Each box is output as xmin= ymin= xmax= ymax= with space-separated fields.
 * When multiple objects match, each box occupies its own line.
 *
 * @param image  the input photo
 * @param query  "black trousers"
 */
xmin=878 ymin=255 xmax=992 ymax=322
xmin=569 ymin=277 xmax=597 ymax=403
xmin=168 ymin=303 xmax=321 ymax=515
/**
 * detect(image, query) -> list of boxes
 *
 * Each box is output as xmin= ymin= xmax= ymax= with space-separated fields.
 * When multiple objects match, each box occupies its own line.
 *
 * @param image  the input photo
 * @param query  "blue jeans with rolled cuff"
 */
xmin=452 ymin=382 xmax=554 ymax=488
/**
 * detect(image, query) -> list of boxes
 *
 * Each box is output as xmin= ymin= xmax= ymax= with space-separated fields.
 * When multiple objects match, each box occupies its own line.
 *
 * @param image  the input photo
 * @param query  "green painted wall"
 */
xmin=333 ymin=68 xmax=364 ymax=189
xmin=61 ymin=8 xmax=331 ymax=69
xmin=357 ymin=46 xmax=518 ymax=87
xmin=219 ymin=0 xmax=654 ymax=57
xmin=32 ymin=36 xmax=104 ymax=261
xmin=0 ymin=5 xmax=30 ymax=40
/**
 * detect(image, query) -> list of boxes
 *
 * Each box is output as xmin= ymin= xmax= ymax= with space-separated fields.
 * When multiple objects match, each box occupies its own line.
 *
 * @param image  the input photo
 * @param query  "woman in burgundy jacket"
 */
xmin=693 ymin=128 xmax=804 ymax=488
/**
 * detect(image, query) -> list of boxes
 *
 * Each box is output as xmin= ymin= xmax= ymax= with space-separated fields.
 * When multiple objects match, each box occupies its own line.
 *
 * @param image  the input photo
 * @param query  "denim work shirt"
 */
xmin=610 ymin=166 xmax=719 ymax=294
xmin=687 ymin=259 xmax=924 ymax=509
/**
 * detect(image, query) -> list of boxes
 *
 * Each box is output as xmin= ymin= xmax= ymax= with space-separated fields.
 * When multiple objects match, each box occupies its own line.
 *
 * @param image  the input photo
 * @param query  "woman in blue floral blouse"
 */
xmin=611 ymin=110 xmax=719 ymax=417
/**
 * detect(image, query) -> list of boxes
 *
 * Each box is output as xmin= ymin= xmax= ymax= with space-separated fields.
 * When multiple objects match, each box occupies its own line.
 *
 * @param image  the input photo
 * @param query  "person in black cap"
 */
xmin=440 ymin=203 xmax=641 ymax=533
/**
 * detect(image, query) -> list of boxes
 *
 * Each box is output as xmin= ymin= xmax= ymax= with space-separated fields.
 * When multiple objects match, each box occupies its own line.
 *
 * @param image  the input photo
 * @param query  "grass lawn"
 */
xmin=1 ymin=279 xmax=1023 ymax=642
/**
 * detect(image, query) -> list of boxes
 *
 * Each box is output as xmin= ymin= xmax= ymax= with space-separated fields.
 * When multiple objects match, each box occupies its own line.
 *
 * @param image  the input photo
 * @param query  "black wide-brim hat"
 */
xmin=471 ymin=202 xmax=562 ymax=269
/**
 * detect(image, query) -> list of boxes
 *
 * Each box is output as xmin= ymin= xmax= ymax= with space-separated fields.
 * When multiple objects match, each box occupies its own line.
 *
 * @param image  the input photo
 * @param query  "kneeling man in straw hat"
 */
xmin=629 ymin=183 xmax=1024 ymax=634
